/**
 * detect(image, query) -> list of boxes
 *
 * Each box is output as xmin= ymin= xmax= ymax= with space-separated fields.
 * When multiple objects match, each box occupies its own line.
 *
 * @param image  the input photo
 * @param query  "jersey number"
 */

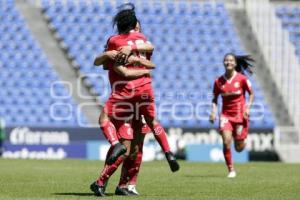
xmin=127 ymin=40 xmax=147 ymax=59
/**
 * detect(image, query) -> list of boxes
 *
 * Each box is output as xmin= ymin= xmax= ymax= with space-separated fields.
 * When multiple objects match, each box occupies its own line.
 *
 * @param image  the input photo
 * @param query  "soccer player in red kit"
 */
xmin=94 ymin=20 xmax=168 ymax=195
xmin=96 ymin=6 xmax=178 ymax=169
xmin=91 ymin=5 xmax=179 ymax=196
xmin=209 ymin=53 xmax=254 ymax=178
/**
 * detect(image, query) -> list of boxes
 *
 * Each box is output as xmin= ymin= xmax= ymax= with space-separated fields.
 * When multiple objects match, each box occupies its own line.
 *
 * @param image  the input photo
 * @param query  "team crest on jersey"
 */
xmin=234 ymin=82 xmax=240 ymax=88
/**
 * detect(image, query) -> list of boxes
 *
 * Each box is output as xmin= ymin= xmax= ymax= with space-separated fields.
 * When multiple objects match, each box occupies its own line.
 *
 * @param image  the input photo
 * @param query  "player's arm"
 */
xmin=116 ymin=42 xmax=155 ymax=62
xmin=127 ymin=56 xmax=155 ymax=69
xmin=209 ymin=80 xmax=220 ymax=124
xmin=244 ymin=78 xmax=254 ymax=119
xmin=94 ymin=50 xmax=118 ymax=66
xmin=209 ymin=95 xmax=218 ymax=124
xmin=113 ymin=63 xmax=151 ymax=79
xmin=120 ymin=43 xmax=154 ymax=54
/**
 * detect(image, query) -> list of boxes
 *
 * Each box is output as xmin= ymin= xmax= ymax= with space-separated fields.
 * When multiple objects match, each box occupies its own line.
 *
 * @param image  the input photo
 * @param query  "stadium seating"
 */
xmin=0 ymin=0 xmax=88 ymax=127
xmin=276 ymin=6 xmax=300 ymax=57
xmin=41 ymin=0 xmax=275 ymax=129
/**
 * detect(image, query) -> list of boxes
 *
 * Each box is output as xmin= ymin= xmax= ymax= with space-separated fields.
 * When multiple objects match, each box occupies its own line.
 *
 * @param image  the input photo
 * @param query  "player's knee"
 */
xmin=124 ymin=147 xmax=131 ymax=157
xmin=129 ymin=145 xmax=139 ymax=159
xmin=144 ymin=116 xmax=157 ymax=127
xmin=99 ymin=111 xmax=108 ymax=125
xmin=235 ymin=142 xmax=245 ymax=152
xmin=223 ymin=139 xmax=231 ymax=149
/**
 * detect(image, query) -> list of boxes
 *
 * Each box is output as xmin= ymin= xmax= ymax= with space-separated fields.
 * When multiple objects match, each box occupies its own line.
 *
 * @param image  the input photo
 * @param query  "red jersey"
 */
xmin=213 ymin=72 xmax=253 ymax=122
xmin=106 ymin=31 xmax=152 ymax=91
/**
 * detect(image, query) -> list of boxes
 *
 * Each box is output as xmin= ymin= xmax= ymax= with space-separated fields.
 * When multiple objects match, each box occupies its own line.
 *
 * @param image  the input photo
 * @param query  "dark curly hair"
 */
xmin=113 ymin=3 xmax=137 ymax=34
xmin=224 ymin=53 xmax=255 ymax=75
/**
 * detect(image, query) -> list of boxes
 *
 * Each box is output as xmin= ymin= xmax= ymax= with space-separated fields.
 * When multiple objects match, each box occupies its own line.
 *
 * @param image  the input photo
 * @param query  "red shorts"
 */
xmin=111 ymin=119 xmax=134 ymax=140
xmin=104 ymin=83 xmax=156 ymax=120
xmin=219 ymin=114 xmax=249 ymax=141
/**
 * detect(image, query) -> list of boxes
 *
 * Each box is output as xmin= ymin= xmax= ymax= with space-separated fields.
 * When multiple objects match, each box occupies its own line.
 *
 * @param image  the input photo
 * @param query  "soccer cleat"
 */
xmin=128 ymin=184 xmax=139 ymax=195
xmin=107 ymin=143 xmax=127 ymax=165
xmin=115 ymin=186 xmax=136 ymax=196
xmin=227 ymin=171 xmax=237 ymax=178
xmin=90 ymin=182 xmax=106 ymax=197
xmin=165 ymin=151 xmax=180 ymax=172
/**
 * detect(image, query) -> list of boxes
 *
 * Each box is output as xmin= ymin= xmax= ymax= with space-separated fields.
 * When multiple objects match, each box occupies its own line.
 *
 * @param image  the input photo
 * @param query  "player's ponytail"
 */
xmin=224 ymin=53 xmax=255 ymax=75
xmin=113 ymin=3 xmax=137 ymax=34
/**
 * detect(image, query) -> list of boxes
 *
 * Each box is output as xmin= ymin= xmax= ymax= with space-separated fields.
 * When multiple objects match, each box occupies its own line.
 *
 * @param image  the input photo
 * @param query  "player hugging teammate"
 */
xmin=91 ymin=3 xmax=179 ymax=196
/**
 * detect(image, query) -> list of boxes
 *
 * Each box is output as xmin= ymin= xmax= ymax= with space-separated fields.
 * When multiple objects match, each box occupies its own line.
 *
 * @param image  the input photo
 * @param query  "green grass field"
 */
xmin=0 ymin=159 xmax=300 ymax=200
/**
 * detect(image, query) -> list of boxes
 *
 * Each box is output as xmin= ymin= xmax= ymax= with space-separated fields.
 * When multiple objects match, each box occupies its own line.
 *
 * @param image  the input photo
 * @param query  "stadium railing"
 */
xmin=245 ymin=0 xmax=300 ymax=162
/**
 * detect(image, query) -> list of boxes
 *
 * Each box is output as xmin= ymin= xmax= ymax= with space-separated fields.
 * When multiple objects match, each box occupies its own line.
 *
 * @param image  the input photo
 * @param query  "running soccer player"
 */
xmin=209 ymin=53 xmax=254 ymax=178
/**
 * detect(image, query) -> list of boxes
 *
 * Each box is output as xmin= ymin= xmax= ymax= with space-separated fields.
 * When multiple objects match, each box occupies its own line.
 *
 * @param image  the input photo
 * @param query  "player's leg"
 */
xmin=135 ymin=86 xmax=179 ymax=172
xmin=138 ymin=87 xmax=179 ymax=172
xmin=91 ymin=122 xmax=133 ymax=196
xmin=143 ymin=115 xmax=179 ymax=172
xmin=127 ymin=133 xmax=144 ymax=195
xmin=91 ymin=139 xmax=131 ymax=197
xmin=117 ymin=119 xmax=146 ymax=195
xmin=221 ymin=130 xmax=235 ymax=176
xmin=233 ymin=119 xmax=249 ymax=152
xmin=220 ymin=116 xmax=236 ymax=177
xmin=234 ymin=140 xmax=246 ymax=152
xmin=99 ymin=99 xmax=128 ymax=164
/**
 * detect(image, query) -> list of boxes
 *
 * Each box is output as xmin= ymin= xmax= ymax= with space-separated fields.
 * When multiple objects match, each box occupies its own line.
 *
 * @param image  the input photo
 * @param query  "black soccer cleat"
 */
xmin=115 ymin=186 xmax=136 ymax=196
xmin=90 ymin=182 xmax=106 ymax=197
xmin=107 ymin=143 xmax=127 ymax=165
xmin=165 ymin=151 xmax=180 ymax=172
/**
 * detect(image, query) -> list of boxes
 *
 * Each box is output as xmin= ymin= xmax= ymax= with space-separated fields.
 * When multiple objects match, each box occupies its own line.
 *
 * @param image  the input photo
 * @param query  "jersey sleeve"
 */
xmin=106 ymin=37 xmax=116 ymax=51
xmin=243 ymin=77 xmax=253 ymax=94
xmin=213 ymin=79 xmax=220 ymax=97
xmin=103 ymin=37 xmax=116 ymax=70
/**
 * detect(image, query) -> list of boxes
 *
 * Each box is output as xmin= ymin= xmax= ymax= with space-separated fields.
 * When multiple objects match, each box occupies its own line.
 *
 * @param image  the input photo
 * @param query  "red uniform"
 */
xmin=111 ymin=115 xmax=151 ymax=140
xmin=213 ymin=72 xmax=253 ymax=141
xmin=103 ymin=31 xmax=155 ymax=139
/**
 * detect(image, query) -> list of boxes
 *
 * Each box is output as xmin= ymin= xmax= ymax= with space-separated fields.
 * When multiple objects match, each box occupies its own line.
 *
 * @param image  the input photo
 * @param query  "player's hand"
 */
xmin=115 ymin=52 xmax=127 ymax=64
xmin=115 ymin=46 xmax=132 ymax=63
xmin=243 ymin=108 xmax=250 ymax=119
xmin=209 ymin=113 xmax=216 ymax=124
xmin=106 ymin=50 xmax=118 ymax=60
xmin=118 ymin=46 xmax=132 ymax=58
xmin=126 ymin=55 xmax=140 ymax=65
xmin=145 ymin=69 xmax=151 ymax=76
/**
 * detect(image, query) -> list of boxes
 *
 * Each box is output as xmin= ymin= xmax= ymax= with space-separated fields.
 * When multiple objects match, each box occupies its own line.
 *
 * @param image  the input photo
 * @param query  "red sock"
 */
xmin=223 ymin=147 xmax=234 ymax=172
xmin=128 ymin=151 xmax=143 ymax=185
xmin=118 ymin=148 xmax=143 ymax=187
xmin=100 ymin=121 xmax=119 ymax=145
xmin=118 ymin=157 xmax=132 ymax=188
xmin=97 ymin=155 xmax=124 ymax=186
xmin=153 ymin=124 xmax=170 ymax=152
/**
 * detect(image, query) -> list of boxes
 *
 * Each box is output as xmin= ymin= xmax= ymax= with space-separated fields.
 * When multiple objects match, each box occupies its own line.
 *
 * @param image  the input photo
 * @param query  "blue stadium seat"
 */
xmin=0 ymin=1 xmax=88 ymax=127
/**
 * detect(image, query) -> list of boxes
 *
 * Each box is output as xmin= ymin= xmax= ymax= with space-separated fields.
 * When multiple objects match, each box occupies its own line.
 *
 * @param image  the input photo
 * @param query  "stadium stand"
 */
xmin=276 ymin=6 xmax=300 ymax=58
xmin=0 ymin=0 xmax=88 ymax=127
xmin=41 ymin=0 xmax=275 ymax=129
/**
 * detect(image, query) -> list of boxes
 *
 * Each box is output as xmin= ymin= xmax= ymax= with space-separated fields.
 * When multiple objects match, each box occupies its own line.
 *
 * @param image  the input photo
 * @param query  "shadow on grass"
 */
xmin=53 ymin=192 xmax=114 ymax=197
